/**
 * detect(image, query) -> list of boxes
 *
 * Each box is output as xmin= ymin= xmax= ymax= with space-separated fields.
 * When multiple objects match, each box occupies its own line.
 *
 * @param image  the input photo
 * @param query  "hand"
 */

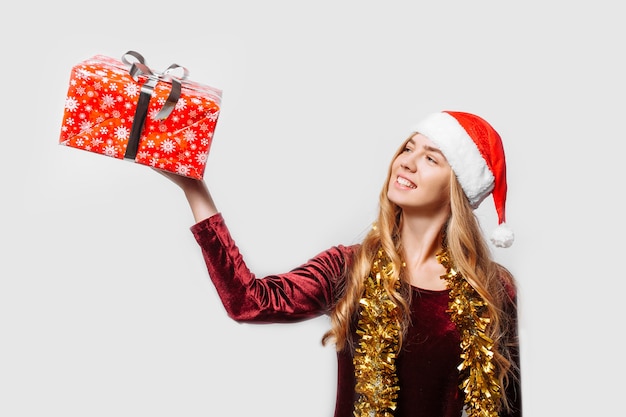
xmin=152 ymin=168 xmax=203 ymax=193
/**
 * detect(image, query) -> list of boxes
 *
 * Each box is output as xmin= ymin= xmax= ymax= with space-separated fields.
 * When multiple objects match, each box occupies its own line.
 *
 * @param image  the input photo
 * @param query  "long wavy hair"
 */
xmin=322 ymin=137 xmax=520 ymax=412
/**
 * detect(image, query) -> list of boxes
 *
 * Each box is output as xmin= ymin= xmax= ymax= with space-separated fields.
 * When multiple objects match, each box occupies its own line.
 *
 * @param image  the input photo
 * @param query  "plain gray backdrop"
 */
xmin=1 ymin=1 xmax=623 ymax=416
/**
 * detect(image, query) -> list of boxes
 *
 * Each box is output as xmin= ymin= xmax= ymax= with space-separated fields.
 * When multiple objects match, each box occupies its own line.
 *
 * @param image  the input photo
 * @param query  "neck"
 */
xmin=400 ymin=214 xmax=447 ymax=267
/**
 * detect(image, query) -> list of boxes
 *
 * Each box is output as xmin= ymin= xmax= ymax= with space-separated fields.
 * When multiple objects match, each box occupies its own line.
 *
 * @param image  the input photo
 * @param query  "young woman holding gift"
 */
xmin=158 ymin=110 xmax=522 ymax=417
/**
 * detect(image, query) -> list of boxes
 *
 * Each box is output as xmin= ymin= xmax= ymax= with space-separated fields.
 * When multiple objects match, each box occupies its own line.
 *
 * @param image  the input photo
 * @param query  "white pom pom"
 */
xmin=490 ymin=223 xmax=514 ymax=248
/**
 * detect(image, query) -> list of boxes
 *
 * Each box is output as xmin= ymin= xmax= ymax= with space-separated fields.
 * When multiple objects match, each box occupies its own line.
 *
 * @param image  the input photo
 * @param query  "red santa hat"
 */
xmin=413 ymin=111 xmax=514 ymax=248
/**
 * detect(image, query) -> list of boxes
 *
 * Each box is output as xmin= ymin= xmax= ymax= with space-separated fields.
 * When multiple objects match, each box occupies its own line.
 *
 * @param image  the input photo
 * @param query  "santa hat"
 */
xmin=413 ymin=111 xmax=514 ymax=248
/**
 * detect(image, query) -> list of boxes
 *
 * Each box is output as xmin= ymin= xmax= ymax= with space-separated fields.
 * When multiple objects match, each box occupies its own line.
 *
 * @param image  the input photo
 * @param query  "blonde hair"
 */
xmin=322 ymin=137 xmax=519 ymax=411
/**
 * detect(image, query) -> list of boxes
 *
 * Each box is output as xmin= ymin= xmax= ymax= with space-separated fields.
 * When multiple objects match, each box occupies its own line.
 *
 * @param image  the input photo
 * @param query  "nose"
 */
xmin=400 ymin=154 xmax=416 ymax=172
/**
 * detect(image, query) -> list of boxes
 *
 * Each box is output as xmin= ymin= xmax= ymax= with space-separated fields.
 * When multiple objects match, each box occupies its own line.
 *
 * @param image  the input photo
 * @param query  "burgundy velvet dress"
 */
xmin=191 ymin=213 xmax=522 ymax=417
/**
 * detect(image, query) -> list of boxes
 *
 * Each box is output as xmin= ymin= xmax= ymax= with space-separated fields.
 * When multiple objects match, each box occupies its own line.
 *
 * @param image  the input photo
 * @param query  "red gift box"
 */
xmin=59 ymin=51 xmax=222 ymax=179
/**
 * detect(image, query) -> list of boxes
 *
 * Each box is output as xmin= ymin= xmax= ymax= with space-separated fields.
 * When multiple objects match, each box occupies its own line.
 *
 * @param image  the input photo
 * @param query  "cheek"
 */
xmin=437 ymin=175 xmax=452 ymax=200
xmin=389 ymin=159 xmax=402 ymax=178
xmin=426 ymin=169 xmax=451 ymax=192
xmin=439 ymin=183 xmax=451 ymax=201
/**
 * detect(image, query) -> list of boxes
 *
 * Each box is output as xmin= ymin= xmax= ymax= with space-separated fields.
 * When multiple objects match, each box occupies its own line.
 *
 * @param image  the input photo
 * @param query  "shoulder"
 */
xmin=336 ymin=243 xmax=360 ymax=259
xmin=310 ymin=244 xmax=360 ymax=270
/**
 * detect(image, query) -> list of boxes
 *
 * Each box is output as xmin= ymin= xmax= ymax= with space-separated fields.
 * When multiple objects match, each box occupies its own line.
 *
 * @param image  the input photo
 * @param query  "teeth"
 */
xmin=397 ymin=176 xmax=416 ymax=188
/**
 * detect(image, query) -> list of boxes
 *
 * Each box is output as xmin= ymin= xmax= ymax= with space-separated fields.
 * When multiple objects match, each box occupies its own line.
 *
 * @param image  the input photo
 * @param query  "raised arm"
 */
xmin=191 ymin=214 xmax=355 ymax=323
xmin=155 ymin=169 xmax=356 ymax=323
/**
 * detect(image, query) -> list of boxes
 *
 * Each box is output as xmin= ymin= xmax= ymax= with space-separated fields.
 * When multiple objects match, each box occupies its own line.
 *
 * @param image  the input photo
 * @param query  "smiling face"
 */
xmin=387 ymin=133 xmax=453 ymax=215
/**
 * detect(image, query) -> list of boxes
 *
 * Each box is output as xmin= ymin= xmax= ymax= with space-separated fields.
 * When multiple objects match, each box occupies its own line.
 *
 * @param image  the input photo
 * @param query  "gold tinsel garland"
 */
xmin=436 ymin=249 xmax=501 ymax=417
xmin=353 ymin=248 xmax=401 ymax=417
xmin=353 ymin=247 xmax=502 ymax=416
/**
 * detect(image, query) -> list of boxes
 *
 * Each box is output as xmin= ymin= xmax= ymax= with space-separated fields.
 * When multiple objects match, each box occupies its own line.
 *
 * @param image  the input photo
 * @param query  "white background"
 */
xmin=1 ymin=1 xmax=624 ymax=416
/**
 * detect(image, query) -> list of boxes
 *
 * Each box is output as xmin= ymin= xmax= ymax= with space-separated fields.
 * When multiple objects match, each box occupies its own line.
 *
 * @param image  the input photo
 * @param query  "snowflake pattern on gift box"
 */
xmin=59 ymin=54 xmax=222 ymax=179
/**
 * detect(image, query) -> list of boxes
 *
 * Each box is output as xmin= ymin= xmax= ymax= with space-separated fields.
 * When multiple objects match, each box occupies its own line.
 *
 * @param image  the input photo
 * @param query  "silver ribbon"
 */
xmin=122 ymin=50 xmax=190 ymax=160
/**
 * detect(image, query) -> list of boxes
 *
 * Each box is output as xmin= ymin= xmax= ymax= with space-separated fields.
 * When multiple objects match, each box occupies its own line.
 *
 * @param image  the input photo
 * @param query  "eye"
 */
xmin=426 ymin=155 xmax=438 ymax=164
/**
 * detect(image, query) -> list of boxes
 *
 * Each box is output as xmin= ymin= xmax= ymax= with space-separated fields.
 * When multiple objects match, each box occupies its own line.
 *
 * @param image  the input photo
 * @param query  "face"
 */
xmin=387 ymin=133 xmax=452 ymax=215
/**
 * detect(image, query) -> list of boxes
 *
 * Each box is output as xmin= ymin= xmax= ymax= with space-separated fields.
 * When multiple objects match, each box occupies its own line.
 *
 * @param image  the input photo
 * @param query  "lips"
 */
xmin=396 ymin=176 xmax=416 ymax=189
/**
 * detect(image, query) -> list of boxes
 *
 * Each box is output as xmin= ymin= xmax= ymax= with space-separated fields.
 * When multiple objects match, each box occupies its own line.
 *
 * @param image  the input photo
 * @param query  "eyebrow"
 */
xmin=407 ymin=138 xmax=445 ymax=156
xmin=423 ymin=145 xmax=445 ymax=156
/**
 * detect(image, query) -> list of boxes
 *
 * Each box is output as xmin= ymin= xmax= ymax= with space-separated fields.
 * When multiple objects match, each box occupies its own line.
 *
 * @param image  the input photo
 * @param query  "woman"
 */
xmin=158 ymin=111 xmax=522 ymax=417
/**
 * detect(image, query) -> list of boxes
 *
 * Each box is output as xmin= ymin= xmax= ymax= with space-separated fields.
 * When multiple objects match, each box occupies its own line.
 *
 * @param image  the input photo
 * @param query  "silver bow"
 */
xmin=121 ymin=50 xmax=189 ymax=160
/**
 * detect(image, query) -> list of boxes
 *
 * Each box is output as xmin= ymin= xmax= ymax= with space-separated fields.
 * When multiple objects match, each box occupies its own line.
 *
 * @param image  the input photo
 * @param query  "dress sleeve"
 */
xmin=190 ymin=213 xmax=355 ymax=324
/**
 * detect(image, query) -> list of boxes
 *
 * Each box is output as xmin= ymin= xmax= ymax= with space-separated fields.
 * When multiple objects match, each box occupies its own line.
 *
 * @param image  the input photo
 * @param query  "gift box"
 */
xmin=59 ymin=51 xmax=222 ymax=179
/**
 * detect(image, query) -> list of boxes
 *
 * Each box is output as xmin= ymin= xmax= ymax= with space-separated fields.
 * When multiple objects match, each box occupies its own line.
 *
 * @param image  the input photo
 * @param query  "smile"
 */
xmin=397 ymin=176 xmax=416 ymax=189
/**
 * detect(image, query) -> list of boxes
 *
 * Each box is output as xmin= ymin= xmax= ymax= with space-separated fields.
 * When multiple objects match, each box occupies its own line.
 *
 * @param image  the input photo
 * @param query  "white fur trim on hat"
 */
xmin=413 ymin=112 xmax=494 ymax=208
